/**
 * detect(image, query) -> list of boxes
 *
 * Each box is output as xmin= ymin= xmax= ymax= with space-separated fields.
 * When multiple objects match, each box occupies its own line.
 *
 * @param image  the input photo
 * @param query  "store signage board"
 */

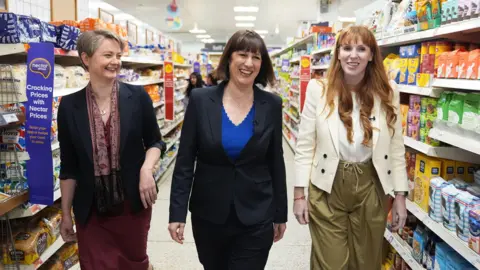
xmin=204 ymin=43 xmax=226 ymax=52
xmin=281 ymin=59 xmax=290 ymax=73
xmin=194 ymin=62 xmax=201 ymax=73
xmin=299 ymin=55 xmax=311 ymax=112
xmin=164 ymin=61 xmax=175 ymax=121
xmin=25 ymin=43 xmax=54 ymax=205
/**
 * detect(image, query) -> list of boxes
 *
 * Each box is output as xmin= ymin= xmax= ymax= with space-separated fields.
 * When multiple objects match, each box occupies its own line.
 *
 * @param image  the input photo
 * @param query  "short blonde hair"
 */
xmin=77 ymin=30 xmax=125 ymax=70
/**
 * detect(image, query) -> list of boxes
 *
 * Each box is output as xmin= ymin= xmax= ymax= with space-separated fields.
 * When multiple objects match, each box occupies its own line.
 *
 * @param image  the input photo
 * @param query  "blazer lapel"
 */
xmin=326 ymin=96 xmax=340 ymax=156
xmin=73 ymin=89 xmax=93 ymax=164
xmin=206 ymin=83 xmax=232 ymax=162
xmin=372 ymin=95 xmax=381 ymax=152
xmin=119 ymin=83 xmax=133 ymax=157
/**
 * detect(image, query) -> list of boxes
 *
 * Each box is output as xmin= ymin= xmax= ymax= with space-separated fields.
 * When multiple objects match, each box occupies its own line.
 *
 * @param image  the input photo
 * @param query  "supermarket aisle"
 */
xmin=147 ymin=140 xmax=312 ymax=269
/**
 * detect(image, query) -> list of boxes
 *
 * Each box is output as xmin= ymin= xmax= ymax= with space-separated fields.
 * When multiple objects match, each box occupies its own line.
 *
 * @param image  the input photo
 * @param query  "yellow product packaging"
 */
xmin=408 ymin=58 xmax=421 ymax=85
xmin=400 ymin=104 xmax=409 ymax=136
xmin=399 ymin=58 xmax=409 ymax=84
xmin=38 ymin=208 xmax=62 ymax=245
xmin=456 ymin=161 xmax=469 ymax=182
xmin=2 ymin=226 xmax=50 ymax=265
xmin=41 ymin=242 xmax=79 ymax=270
xmin=414 ymin=153 xmax=442 ymax=212
xmin=384 ymin=54 xmax=400 ymax=83
xmin=417 ymin=0 xmax=430 ymax=30
xmin=466 ymin=164 xmax=478 ymax=183
xmin=441 ymin=159 xmax=456 ymax=180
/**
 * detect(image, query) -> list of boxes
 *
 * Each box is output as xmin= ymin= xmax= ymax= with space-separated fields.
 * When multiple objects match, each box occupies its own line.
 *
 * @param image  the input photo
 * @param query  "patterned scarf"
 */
xmin=86 ymin=81 xmax=124 ymax=215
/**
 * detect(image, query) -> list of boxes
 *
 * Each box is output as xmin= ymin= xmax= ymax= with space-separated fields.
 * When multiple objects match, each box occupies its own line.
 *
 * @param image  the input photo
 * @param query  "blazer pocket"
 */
xmin=310 ymin=155 xmax=320 ymax=180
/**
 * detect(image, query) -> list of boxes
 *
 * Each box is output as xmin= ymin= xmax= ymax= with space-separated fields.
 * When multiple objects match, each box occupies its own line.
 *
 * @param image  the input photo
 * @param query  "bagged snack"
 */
xmin=442 ymin=184 xmax=460 ymax=231
xmin=56 ymin=25 xmax=81 ymax=51
xmin=40 ymin=22 xmax=57 ymax=43
xmin=17 ymin=15 xmax=41 ymax=43
xmin=0 ymin=12 xmax=20 ymax=44
xmin=448 ymin=92 xmax=467 ymax=126
xmin=429 ymin=177 xmax=450 ymax=222
xmin=437 ymin=91 xmax=452 ymax=121
xmin=0 ymin=126 xmax=26 ymax=152
xmin=3 ymin=226 xmax=50 ymax=265
xmin=38 ymin=207 xmax=62 ymax=245
xmin=461 ymin=93 xmax=480 ymax=132
xmin=455 ymin=191 xmax=480 ymax=242
xmin=54 ymin=65 xmax=67 ymax=89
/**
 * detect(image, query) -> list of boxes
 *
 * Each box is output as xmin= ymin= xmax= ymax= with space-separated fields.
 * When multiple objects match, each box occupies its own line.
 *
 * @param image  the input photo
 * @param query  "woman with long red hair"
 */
xmin=293 ymin=26 xmax=408 ymax=269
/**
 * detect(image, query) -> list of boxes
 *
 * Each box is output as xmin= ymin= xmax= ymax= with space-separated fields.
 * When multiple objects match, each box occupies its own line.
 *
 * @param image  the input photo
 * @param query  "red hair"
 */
xmin=323 ymin=26 xmax=397 ymax=146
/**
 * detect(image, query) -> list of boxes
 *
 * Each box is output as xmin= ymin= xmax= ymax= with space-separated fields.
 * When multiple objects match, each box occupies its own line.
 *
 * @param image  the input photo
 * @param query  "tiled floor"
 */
xmin=148 ymin=140 xmax=312 ymax=269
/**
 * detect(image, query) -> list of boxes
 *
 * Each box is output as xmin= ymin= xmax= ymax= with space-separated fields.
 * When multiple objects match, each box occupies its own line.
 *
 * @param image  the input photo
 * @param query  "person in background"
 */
xmin=206 ymin=71 xmax=218 ymax=86
xmin=58 ymin=30 xmax=165 ymax=270
xmin=293 ymin=26 xmax=408 ymax=270
xmin=183 ymin=72 xmax=204 ymax=109
xmin=168 ymin=29 xmax=287 ymax=270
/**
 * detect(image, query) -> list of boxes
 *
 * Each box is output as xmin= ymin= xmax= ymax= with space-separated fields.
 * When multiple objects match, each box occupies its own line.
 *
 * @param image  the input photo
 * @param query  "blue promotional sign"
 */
xmin=25 ymin=43 xmax=54 ymax=205
xmin=206 ymin=64 xmax=212 ymax=75
xmin=193 ymin=62 xmax=201 ymax=73
xmin=281 ymin=59 xmax=290 ymax=73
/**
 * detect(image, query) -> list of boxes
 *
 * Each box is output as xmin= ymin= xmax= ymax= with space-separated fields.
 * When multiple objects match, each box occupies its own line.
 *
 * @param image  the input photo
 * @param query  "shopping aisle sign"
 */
xmin=164 ymin=61 xmax=175 ymax=121
xmin=300 ymin=55 xmax=311 ymax=112
xmin=194 ymin=62 xmax=201 ymax=73
xmin=25 ymin=43 xmax=54 ymax=205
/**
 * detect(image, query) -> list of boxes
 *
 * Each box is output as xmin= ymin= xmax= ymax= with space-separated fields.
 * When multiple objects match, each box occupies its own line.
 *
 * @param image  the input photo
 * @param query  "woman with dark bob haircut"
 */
xmin=168 ymin=29 xmax=287 ymax=269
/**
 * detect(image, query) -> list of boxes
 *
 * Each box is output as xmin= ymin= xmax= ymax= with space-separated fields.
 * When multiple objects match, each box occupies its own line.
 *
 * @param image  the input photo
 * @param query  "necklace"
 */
xmin=100 ymin=109 xmax=107 ymax=116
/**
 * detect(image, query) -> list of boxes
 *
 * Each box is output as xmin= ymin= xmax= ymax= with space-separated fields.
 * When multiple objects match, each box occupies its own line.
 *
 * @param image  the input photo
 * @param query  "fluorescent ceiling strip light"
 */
xmin=196 ymin=34 xmax=211 ymax=38
xmin=255 ymin=30 xmax=268 ymax=34
xmin=189 ymin=29 xmax=206 ymax=34
xmin=233 ymin=6 xmax=259 ymax=12
xmin=236 ymin=23 xmax=255 ymax=27
xmin=234 ymin=16 xmax=256 ymax=21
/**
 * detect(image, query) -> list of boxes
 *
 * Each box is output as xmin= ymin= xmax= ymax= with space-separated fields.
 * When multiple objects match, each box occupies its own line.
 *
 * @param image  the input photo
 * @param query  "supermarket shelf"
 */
xmin=282 ymin=131 xmax=296 ymax=152
xmin=53 ymin=87 xmax=85 ymax=97
xmin=403 ymin=136 xmax=480 ymax=164
xmin=290 ymin=57 xmax=300 ymax=64
xmin=396 ymin=84 xmax=443 ymax=98
xmin=377 ymin=18 xmax=480 ymax=47
xmin=432 ymin=79 xmax=480 ymax=91
xmin=155 ymin=151 xmax=178 ymax=182
xmin=165 ymin=134 xmax=181 ymax=152
xmin=311 ymin=47 xmax=333 ymax=55
xmin=174 ymin=63 xmax=192 ymax=68
xmin=153 ymin=101 xmax=164 ymax=108
xmin=290 ymin=87 xmax=299 ymax=94
xmin=311 ymin=64 xmax=329 ymax=70
xmin=404 ymin=199 xmax=480 ymax=268
xmin=51 ymin=141 xmax=59 ymax=151
xmin=290 ymin=76 xmax=299 ymax=79
xmin=270 ymin=35 xmax=315 ymax=58
xmin=161 ymin=118 xmax=184 ymax=136
xmin=7 ymin=189 xmax=62 ymax=219
xmin=283 ymin=109 xmax=300 ymax=123
xmin=121 ymin=56 xmax=164 ymax=65
xmin=175 ymin=94 xmax=185 ymax=101
xmin=0 ymin=191 xmax=29 ymax=217
xmin=176 ymin=83 xmax=188 ymax=90
xmin=429 ymin=128 xmax=480 ymax=156
xmin=283 ymin=120 xmax=298 ymax=138
xmin=125 ymin=78 xmax=164 ymax=86
xmin=176 ymin=74 xmax=188 ymax=79
xmin=384 ymin=229 xmax=425 ymax=270
xmin=0 ymin=151 xmax=30 ymax=162
xmin=0 ymin=44 xmax=27 ymax=56
xmin=290 ymin=101 xmax=299 ymax=109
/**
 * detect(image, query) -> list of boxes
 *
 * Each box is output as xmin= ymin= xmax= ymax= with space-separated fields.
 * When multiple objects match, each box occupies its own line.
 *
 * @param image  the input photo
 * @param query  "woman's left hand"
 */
xmin=139 ymin=167 xmax=157 ymax=208
xmin=273 ymin=223 xmax=287 ymax=243
xmin=391 ymin=195 xmax=407 ymax=231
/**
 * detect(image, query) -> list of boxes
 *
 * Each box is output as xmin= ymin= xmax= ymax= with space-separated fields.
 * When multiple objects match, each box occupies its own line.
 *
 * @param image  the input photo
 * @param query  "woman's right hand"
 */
xmin=293 ymin=199 xmax=309 ymax=225
xmin=168 ymin=222 xmax=186 ymax=244
xmin=60 ymin=214 xmax=76 ymax=242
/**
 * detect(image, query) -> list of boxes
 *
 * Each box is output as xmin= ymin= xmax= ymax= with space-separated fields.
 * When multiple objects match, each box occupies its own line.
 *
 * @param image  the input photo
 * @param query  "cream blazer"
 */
xmin=294 ymin=79 xmax=408 ymax=194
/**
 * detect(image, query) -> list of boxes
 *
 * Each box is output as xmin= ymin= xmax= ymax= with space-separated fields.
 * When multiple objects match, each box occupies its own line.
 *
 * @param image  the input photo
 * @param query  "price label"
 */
xmin=2 ymin=113 xmax=18 ymax=124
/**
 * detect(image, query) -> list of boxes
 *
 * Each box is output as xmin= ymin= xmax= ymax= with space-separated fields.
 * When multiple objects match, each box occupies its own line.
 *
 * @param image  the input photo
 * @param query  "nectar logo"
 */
xmin=301 ymin=58 xmax=310 ymax=68
xmin=29 ymin=58 xmax=51 ymax=79
xmin=165 ymin=64 xmax=173 ymax=74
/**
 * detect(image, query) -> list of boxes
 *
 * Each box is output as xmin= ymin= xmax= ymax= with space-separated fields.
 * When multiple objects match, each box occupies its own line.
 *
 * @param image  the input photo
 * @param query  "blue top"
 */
xmin=221 ymin=105 xmax=255 ymax=160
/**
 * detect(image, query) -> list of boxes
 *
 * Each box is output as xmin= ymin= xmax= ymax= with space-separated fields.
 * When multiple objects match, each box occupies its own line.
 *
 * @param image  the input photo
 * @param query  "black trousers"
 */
xmin=191 ymin=207 xmax=274 ymax=270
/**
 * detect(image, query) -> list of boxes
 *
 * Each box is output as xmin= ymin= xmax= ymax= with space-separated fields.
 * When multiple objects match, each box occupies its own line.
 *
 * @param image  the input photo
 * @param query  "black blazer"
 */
xmin=169 ymin=82 xmax=287 ymax=226
xmin=58 ymin=82 xmax=164 ymax=225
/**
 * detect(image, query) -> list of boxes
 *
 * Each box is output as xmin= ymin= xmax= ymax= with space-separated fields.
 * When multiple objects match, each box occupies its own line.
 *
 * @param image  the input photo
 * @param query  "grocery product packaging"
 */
xmin=435 ymin=41 xmax=453 ymax=73
xmin=458 ymin=51 xmax=470 ymax=79
xmin=441 ymin=159 xmax=456 ymax=180
xmin=437 ymin=91 xmax=452 ymax=121
xmin=0 ymin=126 xmax=26 ymax=152
xmin=406 ymin=151 xmax=417 ymax=200
xmin=437 ymin=51 xmax=449 ymax=78
xmin=399 ymin=58 xmax=409 ymax=84
xmin=408 ymin=58 xmax=420 ymax=85
xmin=446 ymin=49 xmax=466 ymax=78
xmin=3 ymin=226 xmax=50 ymax=265
xmin=429 ymin=177 xmax=450 ymax=222
xmin=414 ymin=153 xmax=442 ymax=211
xmin=455 ymin=191 xmax=480 ymax=241
xmin=0 ymin=12 xmax=20 ymax=44
xmin=461 ymin=93 xmax=480 ymax=132
xmin=40 ymin=21 xmax=57 ymax=43
xmin=41 ymin=241 xmax=79 ymax=270
xmin=469 ymin=209 xmax=480 ymax=254
xmin=448 ymin=92 xmax=467 ymax=126
xmin=401 ymin=104 xmax=409 ymax=136
xmin=466 ymin=49 xmax=480 ymax=80
xmin=56 ymin=24 xmax=81 ymax=51
xmin=17 ymin=15 xmax=41 ymax=43
xmin=442 ymin=184 xmax=460 ymax=231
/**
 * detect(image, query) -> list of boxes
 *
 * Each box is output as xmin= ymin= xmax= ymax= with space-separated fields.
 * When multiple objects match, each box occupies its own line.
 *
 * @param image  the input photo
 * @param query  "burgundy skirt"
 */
xmin=75 ymin=202 xmax=152 ymax=270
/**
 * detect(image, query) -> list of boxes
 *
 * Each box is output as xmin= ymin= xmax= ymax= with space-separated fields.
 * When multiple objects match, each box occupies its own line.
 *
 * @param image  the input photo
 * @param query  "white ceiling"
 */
xmin=98 ymin=0 xmax=376 ymax=46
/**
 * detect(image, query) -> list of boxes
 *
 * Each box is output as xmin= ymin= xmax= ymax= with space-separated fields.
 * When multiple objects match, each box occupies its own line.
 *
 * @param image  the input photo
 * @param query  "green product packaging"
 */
xmin=461 ymin=93 xmax=480 ymax=132
xmin=420 ymin=112 xmax=427 ymax=128
xmin=420 ymin=127 xmax=428 ymax=142
xmin=437 ymin=91 xmax=452 ymax=121
xmin=448 ymin=92 xmax=466 ymax=125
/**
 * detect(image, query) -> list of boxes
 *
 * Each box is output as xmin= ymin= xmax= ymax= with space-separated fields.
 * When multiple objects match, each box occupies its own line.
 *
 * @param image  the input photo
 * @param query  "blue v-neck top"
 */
xmin=222 ymin=105 xmax=255 ymax=161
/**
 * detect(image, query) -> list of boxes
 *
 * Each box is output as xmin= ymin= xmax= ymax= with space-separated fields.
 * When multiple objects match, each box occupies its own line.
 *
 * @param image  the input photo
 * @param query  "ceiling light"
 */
xmin=201 ymin=38 xmax=215 ymax=43
xmin=275 ymin=25 xmax=279 ymax=34
xmin=337 ymin=16 xmax=356 ymax=22
xmin=189 ymin=22 xmax=207 ymax=34
xmin=234 ymin=16 xmax=256 ymax=21
xmin=236 ymin=23 xmax=255 ymax=28
xmin=255 ymin=30 xmax=268 ymax=34
xmin=233 ymin=6 xmax=259 ymax=12
xmin=196 ymin=34 xmax=211 ymax=38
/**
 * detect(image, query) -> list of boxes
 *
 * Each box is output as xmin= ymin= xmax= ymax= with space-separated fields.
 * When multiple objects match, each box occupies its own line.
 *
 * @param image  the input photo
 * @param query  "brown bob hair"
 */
xmin=216 ymin=30 xmax=276 ymax=87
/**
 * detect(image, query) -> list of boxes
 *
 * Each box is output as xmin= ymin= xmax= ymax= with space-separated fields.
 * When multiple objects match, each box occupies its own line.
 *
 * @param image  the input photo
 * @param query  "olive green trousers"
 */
xmin=308 ymin=159 xmax=388 ymax=270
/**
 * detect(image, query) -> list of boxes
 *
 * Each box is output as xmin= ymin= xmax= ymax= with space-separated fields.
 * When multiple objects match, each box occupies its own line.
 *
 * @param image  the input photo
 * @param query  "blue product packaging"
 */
xmin=0 ymin=12 xmax=20 ymax=44
xmin=40 ymin=21 xmax=57 ymax=43
xmin=400 ymin=45 xmax=409 ymax=58
xmin=407 ymin=43 xmax=422 ymax=57
xmin=56 ymin=24 xmax=80 ymax=51
xmin=446 ymin=251 xmax=476 ymax=269
xmin=17 ymin=15 xmax=41 ymax=43
xmin=434 ymin=242 xmax=452 ymax=270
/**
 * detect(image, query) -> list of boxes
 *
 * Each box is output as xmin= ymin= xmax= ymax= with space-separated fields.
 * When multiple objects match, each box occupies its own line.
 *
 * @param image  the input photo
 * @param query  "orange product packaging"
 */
xmin=434 ymin=41 xmax=452 ymax=73
xmin=466 ymin=49 xmax=480 ymax=80
xmin=458 ymin=51 xmax=470 ymax=79
xmin=445 ymin=49 xmax=466 ymax=79
xmin=437 ymin=52 xmax=449 ymax=78
xmin=79 ymin=18 xmax=107 ymax=32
